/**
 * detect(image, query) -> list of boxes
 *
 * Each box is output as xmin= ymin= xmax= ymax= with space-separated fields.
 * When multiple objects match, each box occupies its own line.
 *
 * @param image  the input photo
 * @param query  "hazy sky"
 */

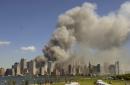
xmin=0 ymin=0 xmax=129 ymax=68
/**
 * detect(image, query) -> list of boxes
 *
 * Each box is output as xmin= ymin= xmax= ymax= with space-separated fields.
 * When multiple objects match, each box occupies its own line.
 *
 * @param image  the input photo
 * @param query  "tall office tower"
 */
xmin=68 ymin=64 xmax=72 ymax=75
xmin=28 ymin=60 xmax=36 ymax=75
xmin=20 ymin=58 xmax=27 ymax=74
xmin=76 ymin=65 xmax=81 ymax=75
xmin=0 ymin=68 xmax=5 ymax=76
xmin=47 ymin=61 xmax=53 ymax=75
xmin=13 ymin=62 xmax=21 ymax=75
xmin=81 ymin=65 xmax=87 ymax=76
xmin=103 ymin=62 xmax=109 ymax=75
xmin=11 ymin=68 xmax=15 ymax=76
xmin=96 ymin=64 xmax=101 ymax=74
xmin=88 ymin=61 xmax=92 ymax=75
xmin=39 ymin=67 xmax=45 ymax=75
xmin=115 ymin=61 xmax=120 ymax=75
xmin=71 ymin=64 xmax=76 ymax=75
xmin=109 ymin=64 xmax=116 ymax=75
xmin=55 ymin=68 xmax=60 ymax=76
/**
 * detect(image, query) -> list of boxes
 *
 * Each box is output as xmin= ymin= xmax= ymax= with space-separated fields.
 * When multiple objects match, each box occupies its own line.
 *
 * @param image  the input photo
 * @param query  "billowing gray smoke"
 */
xmin=43 ymin=2 xmax=130 ymax=70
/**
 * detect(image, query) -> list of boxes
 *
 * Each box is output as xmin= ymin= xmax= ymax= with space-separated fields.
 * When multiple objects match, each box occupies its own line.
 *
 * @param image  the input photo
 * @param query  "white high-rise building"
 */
xmin=28 ymin=60 xmax=36 ymax=75
xmin=103 ymin=62 xmax=109 ymax=75
xmin=47 ymin=61 xmax=53 ymax=75
xmin=13 ymin=63 xmax=21 ymax=75
xmin=115 ymin=61 xmax=120 ymax=75
xmin=20 ymin=58 xmax=27 ymax=74
xmin=11 ymin=68 xmax=15 ymax=76
xmin=109 ymin=64 xmax=116 ymax=75
xmin=40 ymin=67 xmax=45 ymax=75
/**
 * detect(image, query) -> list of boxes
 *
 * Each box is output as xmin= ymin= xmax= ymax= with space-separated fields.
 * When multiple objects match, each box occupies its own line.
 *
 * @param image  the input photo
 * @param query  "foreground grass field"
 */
xmin=53 ymin=78 xmax=127 ymax=85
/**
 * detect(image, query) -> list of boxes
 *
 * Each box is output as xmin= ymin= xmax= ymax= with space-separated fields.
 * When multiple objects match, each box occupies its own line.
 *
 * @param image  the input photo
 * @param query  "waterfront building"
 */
xmin=96 ymin=64 xmax=101 ymax=74
xmin=28 ymin=60 xmax=36 ymax=75
xmin=20 ymin=58 xmax=27 ymax=74
xmin=5 ymin=69 xmax=13 ymax=76
xmin=103 ymin=62 xmax=109 ymax=75
xmin=47 ymin=61 xmax=53 ymax=75
xmin=82 ymin=65 xmax=89 ymax=76
xmin=13 ymin=62 xmax=21 ymax=76
xmin=39 ymin=67 xmax=45 ymax=75
xmin=68 ymin=64 xmax=72 ymax=75
xmin=109 ymin=64 xmax=116 ymax=75
xmin=0 ymin=68 xmax=5 ymax=76
xmin=88 ymin=61 xmax=93 ymax=75
xmin=11 ymin=68 xmax=15 ymax=76
xmin=115 ymin=61 xmax=120 ymax=75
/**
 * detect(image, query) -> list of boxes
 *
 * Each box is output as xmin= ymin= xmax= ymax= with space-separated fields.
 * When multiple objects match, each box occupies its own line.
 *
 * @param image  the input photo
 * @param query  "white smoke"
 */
xmin=44 ymin=2 xmax=130 ymax=71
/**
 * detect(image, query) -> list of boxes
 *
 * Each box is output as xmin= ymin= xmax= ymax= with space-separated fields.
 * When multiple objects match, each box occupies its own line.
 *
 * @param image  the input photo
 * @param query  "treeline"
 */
xmin=112 ymin=74 xmax=130 ymax=80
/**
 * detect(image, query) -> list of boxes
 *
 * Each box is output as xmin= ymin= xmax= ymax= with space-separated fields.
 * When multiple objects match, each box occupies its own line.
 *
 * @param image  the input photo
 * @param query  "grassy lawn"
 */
xmin=52 ymin=78 xmax=128 ymax=85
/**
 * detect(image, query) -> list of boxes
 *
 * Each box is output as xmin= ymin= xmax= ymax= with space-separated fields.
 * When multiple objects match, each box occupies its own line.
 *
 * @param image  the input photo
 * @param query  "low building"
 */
xmin=5 ymin=69 xmax=13 ymax=76
xmin=0 ymin=68 xmax=5 ymax=76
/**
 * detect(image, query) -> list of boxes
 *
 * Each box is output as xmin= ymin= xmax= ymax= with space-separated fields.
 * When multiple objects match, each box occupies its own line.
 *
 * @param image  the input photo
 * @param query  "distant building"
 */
xmin=91 ymin=64 xmax=101 ymax=75
xmin=75 ymin=65 xmax=83 ymax=75
xmin=11 ymin=67 xmax=15 ymax=76
xmin=20 ymin=58 xmax=27 ymax=74
xmin=68 ymin=64 xmax=72 ymax=75
xmin=47 ymin=61 xmax=53 ymax=75
xmin=103 ymin=62 xmax=109 ymax=75
xmin=109 ymin=64 xmax=116 ymax=75
xmin=88 ymin=61 xmax=93 ymax=75
xmin=71 ymin=65 xmax=76 ymax=75
xmin=13 ymin=62 xmax=21 ymax=76
xmin=82 ymin=65 xmax=88 ymax=76
xmin=5 ymin=68 xmax=13 ymax=76
xmin=55 ymin=69 xmax=60 ymax=76
xmin=115 ymin=61 xmax=120 ymax=75
xmin=0 ymin=68 xmax=5 ymax=76
xmin=96 ymin=64 xmax=101 ymax=75
xmin=39 ymin=67 xmax=45 ymax=75
xmin=28 ymin=60 xmax=36 ymax=75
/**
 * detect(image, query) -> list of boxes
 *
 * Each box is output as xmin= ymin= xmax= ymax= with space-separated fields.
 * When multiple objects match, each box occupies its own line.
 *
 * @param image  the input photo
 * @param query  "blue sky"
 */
xmin=0 ymin=0 xmax=129 ymax=68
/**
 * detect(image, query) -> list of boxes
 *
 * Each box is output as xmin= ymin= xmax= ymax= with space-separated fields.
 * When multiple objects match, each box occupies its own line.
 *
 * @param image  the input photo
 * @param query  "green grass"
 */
xmin=52 ymin=78 xmax=127 ymax=85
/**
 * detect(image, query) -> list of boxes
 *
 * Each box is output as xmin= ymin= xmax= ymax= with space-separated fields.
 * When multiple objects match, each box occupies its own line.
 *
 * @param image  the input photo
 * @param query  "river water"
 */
xmin=0 ymin=76 xmax=71 ymax=85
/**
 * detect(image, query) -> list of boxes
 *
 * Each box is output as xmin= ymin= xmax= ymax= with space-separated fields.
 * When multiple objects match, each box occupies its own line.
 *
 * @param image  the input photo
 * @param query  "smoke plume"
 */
xmin=43 ymin=2 xmax=130 ymax=71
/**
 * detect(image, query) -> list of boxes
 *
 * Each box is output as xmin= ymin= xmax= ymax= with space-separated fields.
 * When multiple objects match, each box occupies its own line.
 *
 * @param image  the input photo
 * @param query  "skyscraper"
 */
xmin=96 ymin=64 xmax=101 ymax=74
xmin=68 ymin=64 xmax=72 ymax=75
xmin=47 ymin=61 xmax=53 ymax=75
xmin=13 ymin=62 xmax=21 ymax=76
xmin=115 ymin=61 xmax=120 ymax=75
xmin=103 ymin=62 xmax=109 ymax=75
xmin=28 ymin=60 xmax=36 ymax=75
xmin=20 ymin=58 xmax=27 ymax=74
xmin=88 ymin=61 xmax=92 ymax=75
xmin=109 ymin=64 xmax=116 ymax=75
xmin=39 ymin=67 xmax=45 ymax=75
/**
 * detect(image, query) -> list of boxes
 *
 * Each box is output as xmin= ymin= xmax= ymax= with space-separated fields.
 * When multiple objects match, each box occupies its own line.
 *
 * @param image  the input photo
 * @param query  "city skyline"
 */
xmin=0 ymin=56 xmax=121 ymax=76
xmin=0 ymin=0 xmax=130 ymax=69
